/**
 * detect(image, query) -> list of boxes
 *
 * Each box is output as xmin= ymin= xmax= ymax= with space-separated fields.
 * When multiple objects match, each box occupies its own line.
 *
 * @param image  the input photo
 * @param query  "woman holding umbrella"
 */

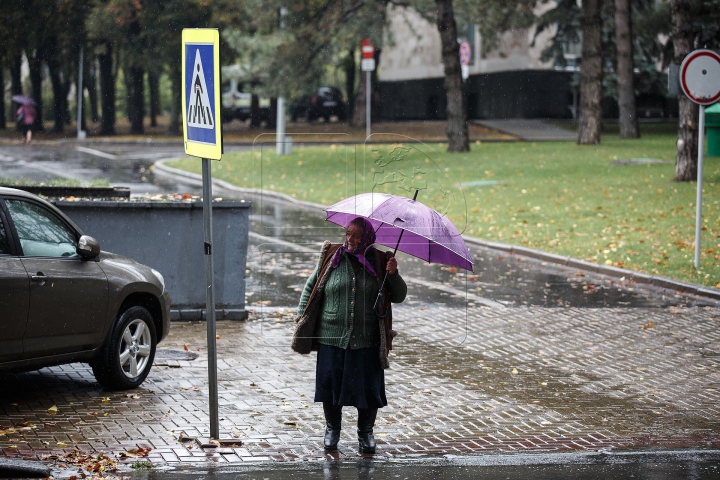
xmin=13 ymin=95 xmax=37 ymax=144
xmin=293 ymin=217 xmax=407 ymax=453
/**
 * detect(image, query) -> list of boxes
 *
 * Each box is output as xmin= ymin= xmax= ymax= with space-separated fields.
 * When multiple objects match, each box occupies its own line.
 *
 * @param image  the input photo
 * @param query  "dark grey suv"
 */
xmin=0 ymin=187 xmax=170 ymax=390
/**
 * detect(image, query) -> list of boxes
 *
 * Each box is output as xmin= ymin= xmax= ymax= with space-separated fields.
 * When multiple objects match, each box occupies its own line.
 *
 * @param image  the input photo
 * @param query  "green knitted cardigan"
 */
xmin=292 ymin=241 xmax=407 ymax=368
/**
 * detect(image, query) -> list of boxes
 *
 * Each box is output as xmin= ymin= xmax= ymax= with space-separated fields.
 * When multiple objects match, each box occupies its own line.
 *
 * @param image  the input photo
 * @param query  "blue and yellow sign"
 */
xmin=182 ymin=29 xmax=222 ymax=160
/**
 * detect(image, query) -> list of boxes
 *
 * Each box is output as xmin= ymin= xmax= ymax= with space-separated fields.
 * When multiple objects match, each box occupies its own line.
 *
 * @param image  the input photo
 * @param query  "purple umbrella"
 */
xmin=12 ymin=95 xmax=37 ymax=106
xmin=326 ymin=191 xmax=474 ymax=317
xmin=325 ymin=191 xmax=474 ymax=271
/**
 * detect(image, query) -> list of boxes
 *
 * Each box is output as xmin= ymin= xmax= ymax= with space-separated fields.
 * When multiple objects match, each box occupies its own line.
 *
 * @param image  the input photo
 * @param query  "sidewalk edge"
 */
xmin=463 ymin=237 xmax=720 ymax=301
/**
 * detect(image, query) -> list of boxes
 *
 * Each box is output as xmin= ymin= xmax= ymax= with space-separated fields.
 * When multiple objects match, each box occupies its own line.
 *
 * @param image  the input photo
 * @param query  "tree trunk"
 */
xmin=345 ymin=49 xmax=356 ymax=122
xmin=266 ymin=97 xmax=277 ymax=129
xmin=10 ymin=51 xmax=22 ymax=96
xmin=577 ymin=0 xmax=603 ymax=145
xmin=671 ymin=0 xmax=697 ymax=181
xmin=47 ymin=55 xmax=65 ymax=133
xmin=250 ymin=94 xmax=261 ymax=128
xmin=614 ymin=0 xmax=639 ymax=138
xmin=27 ymin=50 xmax=44 ymax=131
xmin=371 ymin=50 xmax=381 ymax=122
xmin=129 ymin=67 xmax=145 ymax=134
xmin=98 ymin=42 xmax=116 ymax=135
xmin=351 ymin=68 xmax=367 ymax=128
xmin=0 ymin=63 xmax=5 ymax=130
xmin=168 ymin=64 xmax=182 ymax=136
xmin=88 ymin=60 xmax=99 ymax=123
xmin=435 ymin=0 xmax=468 ymax=152
xmin=148 ymin=71 xmax=160 ymax=127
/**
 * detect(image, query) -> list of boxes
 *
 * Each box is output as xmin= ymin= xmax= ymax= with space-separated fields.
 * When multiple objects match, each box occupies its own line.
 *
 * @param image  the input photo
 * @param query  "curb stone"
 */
xmin=154 ymin=159 xmax=720 ymax=302
xmin=0 ymin=458 xmax=51 ymax=478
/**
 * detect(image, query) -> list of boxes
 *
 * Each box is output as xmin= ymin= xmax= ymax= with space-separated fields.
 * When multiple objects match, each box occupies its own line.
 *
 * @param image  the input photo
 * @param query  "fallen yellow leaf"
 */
xmin=57 ymin=441 xmax=68 ymax=447
xmin=47 ymin=405 xmax=58 ymax=414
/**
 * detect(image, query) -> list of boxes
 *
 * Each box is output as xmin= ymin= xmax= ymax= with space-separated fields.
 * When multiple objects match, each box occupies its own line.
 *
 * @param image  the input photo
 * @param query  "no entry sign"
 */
xmin=680 ymin=49 xmax=720 ymax=106
xmin=361 ymin=38 xmax=374 ymax=59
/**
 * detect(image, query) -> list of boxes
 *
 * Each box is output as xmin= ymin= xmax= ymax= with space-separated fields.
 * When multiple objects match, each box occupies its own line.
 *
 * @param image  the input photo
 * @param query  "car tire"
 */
xmin=92 ymin=306 xmax=157 ymax=391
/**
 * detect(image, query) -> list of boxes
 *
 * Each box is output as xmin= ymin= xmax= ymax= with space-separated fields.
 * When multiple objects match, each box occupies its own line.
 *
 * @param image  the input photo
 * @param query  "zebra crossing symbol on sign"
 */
xmin=187 ymin=49 xmax=214 ymax=129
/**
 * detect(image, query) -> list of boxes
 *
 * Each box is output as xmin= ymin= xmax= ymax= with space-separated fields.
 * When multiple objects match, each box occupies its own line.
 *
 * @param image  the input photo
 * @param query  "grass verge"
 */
xmin=167 ymin=127 xmax=719 ymax=288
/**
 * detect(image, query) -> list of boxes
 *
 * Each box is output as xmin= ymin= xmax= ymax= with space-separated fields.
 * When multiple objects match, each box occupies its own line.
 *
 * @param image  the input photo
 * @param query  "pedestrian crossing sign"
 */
xmin=182 ymin=29 xmax=223 ymax=160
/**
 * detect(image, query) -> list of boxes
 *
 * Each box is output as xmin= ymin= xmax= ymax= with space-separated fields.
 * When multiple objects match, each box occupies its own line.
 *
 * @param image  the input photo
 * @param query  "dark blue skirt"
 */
xmin=314 ymin=344 xmax=387 ymax=409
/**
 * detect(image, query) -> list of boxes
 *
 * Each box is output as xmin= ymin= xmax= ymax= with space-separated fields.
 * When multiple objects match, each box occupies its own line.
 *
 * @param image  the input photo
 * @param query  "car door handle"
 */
xmin=31 ymin=273 xmax=48 ymax=285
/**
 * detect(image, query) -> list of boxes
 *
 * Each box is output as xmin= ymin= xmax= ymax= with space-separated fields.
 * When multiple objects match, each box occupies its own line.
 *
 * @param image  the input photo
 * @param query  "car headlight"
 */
xmin=151 ymin=269 xmax=165 ymax=293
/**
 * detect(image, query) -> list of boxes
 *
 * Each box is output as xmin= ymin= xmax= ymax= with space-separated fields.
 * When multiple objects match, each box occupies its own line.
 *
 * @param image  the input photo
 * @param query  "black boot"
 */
xmin=323 ymin=402 xmax=342 ymax=451
xmin=357 ymin=407 xmax=378 ymax=453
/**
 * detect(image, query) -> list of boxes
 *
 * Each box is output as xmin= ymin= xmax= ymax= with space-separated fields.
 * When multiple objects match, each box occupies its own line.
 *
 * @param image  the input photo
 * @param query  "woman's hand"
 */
xmin=386 ymin=256 xmax=398 ymax=275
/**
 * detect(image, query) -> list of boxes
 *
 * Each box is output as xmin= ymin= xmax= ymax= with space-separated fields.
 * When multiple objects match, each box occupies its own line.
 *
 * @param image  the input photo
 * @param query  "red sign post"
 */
xmin=361 ymin=38 xmax=375 ymax=138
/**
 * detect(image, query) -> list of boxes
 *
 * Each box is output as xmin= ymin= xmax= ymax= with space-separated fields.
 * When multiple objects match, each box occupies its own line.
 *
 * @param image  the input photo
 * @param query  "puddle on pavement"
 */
xmin=241 ymin=195 xmax=717 ymax=311
xmin=126 ymin=456 xmax=720 ymax=479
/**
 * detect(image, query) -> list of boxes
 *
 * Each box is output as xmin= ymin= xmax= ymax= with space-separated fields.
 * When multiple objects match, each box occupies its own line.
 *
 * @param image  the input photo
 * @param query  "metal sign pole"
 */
xmin=202 ymin=158 xmax=220 ymax=439
xmin=366 ymin=70 xmax=371 ymax=138
xmin=276 ymin=96 xmax=285 ymax=155
xmin=694 ymin=105 xmax=705 ymax=269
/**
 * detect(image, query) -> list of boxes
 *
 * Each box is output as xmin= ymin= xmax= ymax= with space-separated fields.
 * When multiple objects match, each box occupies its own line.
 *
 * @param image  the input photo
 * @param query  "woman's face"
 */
xmin=346 ymin=223 xmax=363 ymax=251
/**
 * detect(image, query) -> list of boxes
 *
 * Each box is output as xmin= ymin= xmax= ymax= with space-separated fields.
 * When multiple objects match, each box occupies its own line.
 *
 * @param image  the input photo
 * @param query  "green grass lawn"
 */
xmin=167 ymin=128 xmax=720 ymax=288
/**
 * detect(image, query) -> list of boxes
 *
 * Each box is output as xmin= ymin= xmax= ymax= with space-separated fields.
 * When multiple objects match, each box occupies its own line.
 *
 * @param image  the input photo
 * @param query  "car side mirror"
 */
xmin=76 ymin=235 xmax=100 ymax=258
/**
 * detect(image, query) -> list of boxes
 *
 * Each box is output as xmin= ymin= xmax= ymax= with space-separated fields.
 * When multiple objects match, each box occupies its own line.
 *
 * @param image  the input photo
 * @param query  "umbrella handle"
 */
xmin=373 ymin=271 xmax=390 ymax=319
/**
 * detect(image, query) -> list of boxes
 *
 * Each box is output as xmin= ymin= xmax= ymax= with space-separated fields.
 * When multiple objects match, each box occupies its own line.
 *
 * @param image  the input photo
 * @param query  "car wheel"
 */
xmin=92 ymin=306 xmax=157 ymax=391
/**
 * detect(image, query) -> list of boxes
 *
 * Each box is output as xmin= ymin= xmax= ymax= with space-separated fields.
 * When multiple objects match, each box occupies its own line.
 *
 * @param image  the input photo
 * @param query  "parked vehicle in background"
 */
xmin=221 ymin=77 xmax=271 ymax=123
xmin=290 ymin=87 xmax=347 ymax=123
xmin=0 ymin=187 xmax=170 ymax=390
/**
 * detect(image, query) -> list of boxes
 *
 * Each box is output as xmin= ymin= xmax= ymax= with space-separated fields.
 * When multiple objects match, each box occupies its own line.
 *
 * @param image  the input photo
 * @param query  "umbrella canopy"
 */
xmin=325 ymin=192 xmax=474 ymax=271
xmin=12 ymin=95 xmax=36 ymax=106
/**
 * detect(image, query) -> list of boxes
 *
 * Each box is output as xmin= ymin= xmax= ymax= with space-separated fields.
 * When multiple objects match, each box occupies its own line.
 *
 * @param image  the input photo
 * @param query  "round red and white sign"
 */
xmin=680 ymin=49 xmax=720 ymax=105
xmin=361 ymin=38 xmax=374 ymax=60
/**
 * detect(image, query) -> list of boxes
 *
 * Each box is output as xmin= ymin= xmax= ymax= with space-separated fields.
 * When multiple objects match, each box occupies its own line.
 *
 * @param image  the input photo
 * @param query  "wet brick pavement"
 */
xmin=2 ymin=302 xmax=720 ymax=469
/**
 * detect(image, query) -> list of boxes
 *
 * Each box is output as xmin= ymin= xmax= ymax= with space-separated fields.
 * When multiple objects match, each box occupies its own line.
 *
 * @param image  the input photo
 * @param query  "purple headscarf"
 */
xmin=330 ymin=218 xmax=377 ymax=276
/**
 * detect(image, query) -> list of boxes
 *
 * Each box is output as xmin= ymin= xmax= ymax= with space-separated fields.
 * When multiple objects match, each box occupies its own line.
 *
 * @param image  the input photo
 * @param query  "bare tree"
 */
xmin=671 ymin=0 xmax=698 ymax=181
xmin=435 ymin=0 xmax=468 ymax=152
xmin=577 ymin=0 xmax=604 ymax=145
xmin=614 ymin=0 xmax=639 ymax=138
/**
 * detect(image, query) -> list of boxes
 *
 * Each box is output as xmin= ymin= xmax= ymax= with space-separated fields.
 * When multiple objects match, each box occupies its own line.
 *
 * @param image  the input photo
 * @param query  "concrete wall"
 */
xmin=55 ymin=201 xmax=251 ymax=321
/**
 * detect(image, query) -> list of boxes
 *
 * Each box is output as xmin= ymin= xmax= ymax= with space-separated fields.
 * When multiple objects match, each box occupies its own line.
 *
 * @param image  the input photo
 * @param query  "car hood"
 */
xmin=96 ymin=251 xmax=163 ymax=290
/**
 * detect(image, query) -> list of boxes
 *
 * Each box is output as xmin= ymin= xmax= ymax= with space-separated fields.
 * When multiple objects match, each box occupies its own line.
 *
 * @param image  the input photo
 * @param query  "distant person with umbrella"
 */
xmin=13 ymin=95 xmax=37 ymax=144
xmin=293 ymin=217 xmax=407 ymax=453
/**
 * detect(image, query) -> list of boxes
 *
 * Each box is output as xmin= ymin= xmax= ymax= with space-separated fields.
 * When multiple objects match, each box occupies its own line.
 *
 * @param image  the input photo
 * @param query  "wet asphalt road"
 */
xmin=1 ymin=141 xmax=717 ymax=312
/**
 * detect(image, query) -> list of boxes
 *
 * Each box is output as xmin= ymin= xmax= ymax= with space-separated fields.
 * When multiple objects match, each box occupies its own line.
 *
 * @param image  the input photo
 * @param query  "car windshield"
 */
xmin=5 ymin=199 xmax=78 ymax=258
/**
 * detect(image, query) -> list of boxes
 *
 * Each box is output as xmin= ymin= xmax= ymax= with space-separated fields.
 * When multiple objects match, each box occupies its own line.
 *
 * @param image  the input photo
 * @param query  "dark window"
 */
xmin=5 ymin=199 xmax=78 ymax=257
xmin=0 ymin=212 xmax=10 ymax=254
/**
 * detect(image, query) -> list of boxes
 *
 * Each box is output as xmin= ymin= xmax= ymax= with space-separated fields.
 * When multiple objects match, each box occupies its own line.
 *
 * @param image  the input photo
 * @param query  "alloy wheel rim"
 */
xmin=119 ymin=319 xmax=152 ymax=379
